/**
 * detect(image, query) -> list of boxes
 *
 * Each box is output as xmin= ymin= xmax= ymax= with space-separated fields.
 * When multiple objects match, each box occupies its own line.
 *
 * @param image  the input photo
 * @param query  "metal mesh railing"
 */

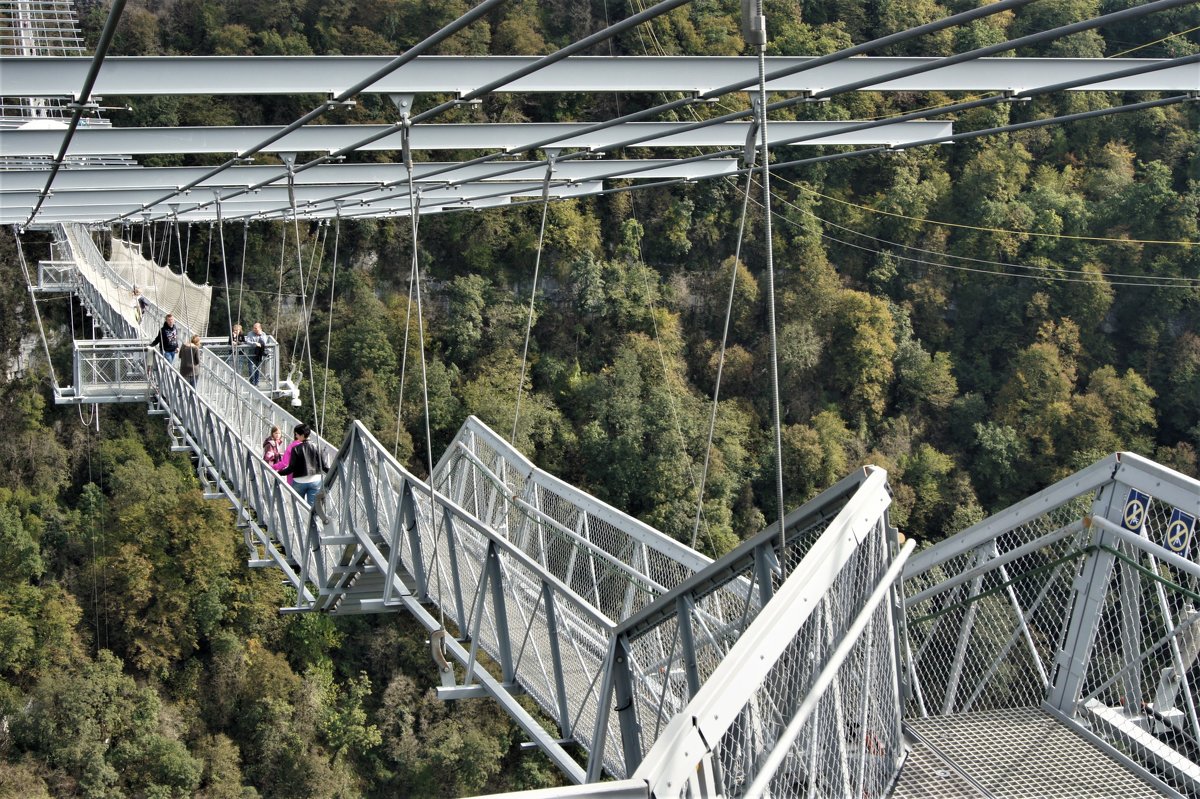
xmin=71 ymin=339 xmax=150 ymax=401
xmin=435 ymin=418 xmax=710 ymax=616
xmin=633 ymin=468 xmax=908 ymax=799
xmin=605 ymin=468 xmax=881 ymax=777
xmin=902 ymin=452 xmax=1200 ymax=796
xmin=903 ymin=498 xmax=1092 ymax=717
xmin=1075 ymin=516 xmax=1200 ymax=795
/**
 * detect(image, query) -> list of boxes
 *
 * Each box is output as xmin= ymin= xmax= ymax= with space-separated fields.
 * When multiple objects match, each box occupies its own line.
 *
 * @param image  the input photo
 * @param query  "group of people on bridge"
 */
xmin=263 ymin=423 xmax=326 ymax=505
xmin=138 ymin=289 xmax=326 ymax=505
xmin=152 ymin=305 xmax=271 ymax=389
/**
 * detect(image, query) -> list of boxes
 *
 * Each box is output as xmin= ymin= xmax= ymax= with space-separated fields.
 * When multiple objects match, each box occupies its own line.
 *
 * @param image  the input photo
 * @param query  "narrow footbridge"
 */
xmin=32 ymin=222 xmax=1200 ymax=797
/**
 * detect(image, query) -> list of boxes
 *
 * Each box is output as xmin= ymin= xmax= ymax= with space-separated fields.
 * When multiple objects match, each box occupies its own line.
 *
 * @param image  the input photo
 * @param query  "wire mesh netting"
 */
xmin=618 ymin=475 xmax=871 ymax=772
xmin=900 ymin=458 xmax=1200 ymax=796
xmin=107 ymin=236 xmax=213 ymax=336
xmin=1076 ymin=529 xmax=1200 ymax=794
xmin=903 ymin=493 xmax=1095 ymax=718
xmin=707 ymin=524 xmax=903 ymax=799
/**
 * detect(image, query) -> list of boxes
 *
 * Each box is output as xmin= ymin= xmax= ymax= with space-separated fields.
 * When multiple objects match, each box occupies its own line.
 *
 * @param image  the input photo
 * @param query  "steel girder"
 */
xmin=0 ymin=180 xmax=606 ymax=225
xmin=3 ymin=56 xmax=1194 ymax=97
xmin=0 ymin=120 xmax=956 ymax=156
xmin=0 ymin=159 xmax=740 ymax=190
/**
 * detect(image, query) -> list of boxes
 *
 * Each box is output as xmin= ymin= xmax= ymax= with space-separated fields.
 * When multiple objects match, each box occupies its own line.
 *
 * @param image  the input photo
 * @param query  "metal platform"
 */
xmin=897 ymin=709 xmax=1162 ymax=799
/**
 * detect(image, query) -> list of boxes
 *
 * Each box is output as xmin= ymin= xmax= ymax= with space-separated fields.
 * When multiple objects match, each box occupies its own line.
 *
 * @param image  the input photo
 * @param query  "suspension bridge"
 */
xmin=4 ymin=0 xmax=1200 ymax=796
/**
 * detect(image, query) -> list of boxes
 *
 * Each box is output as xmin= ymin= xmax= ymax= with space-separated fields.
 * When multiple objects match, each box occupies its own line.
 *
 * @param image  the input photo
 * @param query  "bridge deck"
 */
xmin=895 ymin=709 xmax=1162 ymax=798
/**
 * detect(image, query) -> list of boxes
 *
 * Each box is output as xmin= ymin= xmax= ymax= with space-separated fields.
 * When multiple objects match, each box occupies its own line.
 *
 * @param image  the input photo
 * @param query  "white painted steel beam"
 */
xmin=2 ymin=181 xmax=603 ymax=208
xmin=0 ymin=181 xmax=605 ymax=225
xmin=0 ymin=120 xmax=955 ymax=157
xmin=3 ymin=56 xmax=1194 ymax=97
xmin=0 ymin=159 xmax=740 ymax=191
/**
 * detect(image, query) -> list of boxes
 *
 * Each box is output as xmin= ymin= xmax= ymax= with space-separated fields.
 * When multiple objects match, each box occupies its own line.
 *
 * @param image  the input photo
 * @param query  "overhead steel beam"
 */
xmin=0 ymin=159 xmax=741 ymax=192
xmin=2 ymin=181 xmax=604 ymax=208
xmin=0 ymin=181 xmax=605 ymax=225
xmin=0 ymin=120 xmax=955 ymax=157
xmin=2 ymin=56 xmax=1194 ymax=97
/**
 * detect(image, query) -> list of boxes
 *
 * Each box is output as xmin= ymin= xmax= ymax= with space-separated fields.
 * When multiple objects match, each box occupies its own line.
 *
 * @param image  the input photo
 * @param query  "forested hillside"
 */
xmin=2 ymin=0 xmax=1198 ymax=795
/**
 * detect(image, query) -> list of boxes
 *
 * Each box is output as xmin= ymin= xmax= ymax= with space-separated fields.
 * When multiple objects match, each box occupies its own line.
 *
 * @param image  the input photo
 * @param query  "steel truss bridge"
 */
xmin=5 ymin=0 xmax=1200 ymax=795
xmin=26 ymin=219 xmax=1200 ymax=798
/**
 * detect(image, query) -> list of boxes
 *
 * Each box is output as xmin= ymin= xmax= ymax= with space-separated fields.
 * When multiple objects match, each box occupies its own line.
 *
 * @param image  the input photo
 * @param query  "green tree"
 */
xmin=825 ymin=289 xmax=897 ymax=423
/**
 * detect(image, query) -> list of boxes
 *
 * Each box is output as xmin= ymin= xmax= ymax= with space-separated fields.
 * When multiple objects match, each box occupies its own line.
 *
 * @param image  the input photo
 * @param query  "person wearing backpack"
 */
xmin=278 ymin=424 xmax=326 ymax=506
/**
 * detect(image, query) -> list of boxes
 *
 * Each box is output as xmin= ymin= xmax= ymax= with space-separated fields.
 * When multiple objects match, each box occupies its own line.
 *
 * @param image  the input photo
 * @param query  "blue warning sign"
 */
xmin=1165 ymin=508 xmax=1197 ymax=556
xmin=1121 ymin=489 xmax=1151 ymax=532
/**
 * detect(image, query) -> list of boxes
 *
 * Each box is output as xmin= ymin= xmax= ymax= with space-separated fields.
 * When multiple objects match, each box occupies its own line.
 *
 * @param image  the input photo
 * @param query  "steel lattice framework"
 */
xmin=39 ymin=222 xmax=906 ymax=787
xmin=7 ymin=0 xmax=1200 ymax=796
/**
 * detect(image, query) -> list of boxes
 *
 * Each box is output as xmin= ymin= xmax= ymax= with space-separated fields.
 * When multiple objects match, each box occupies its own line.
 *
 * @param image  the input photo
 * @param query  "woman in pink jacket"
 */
xmin=272 ymin=426 xmax=303 ymax=486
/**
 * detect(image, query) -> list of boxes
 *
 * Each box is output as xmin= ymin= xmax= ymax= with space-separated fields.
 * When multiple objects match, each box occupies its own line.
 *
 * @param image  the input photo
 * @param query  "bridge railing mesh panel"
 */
xmin=902 ymin=452 xmax=1200 ymax=795
xmin=107 ymin=237 xmax=212 ymax=337
xmin=903 ymin=494 xmax=1093 ymax=716
xmin=434 ymin=417 xmax=709 ymax=615
xmin=633 ymin=468 xmax=907 ymax=798
xmin=605 ymin=468 xmax=877 ymax=775
xmin=1075 ymin=515 xmax=1200 ymax=794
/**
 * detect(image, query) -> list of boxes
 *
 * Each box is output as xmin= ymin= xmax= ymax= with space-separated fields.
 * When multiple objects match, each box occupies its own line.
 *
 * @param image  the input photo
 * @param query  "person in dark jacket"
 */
xmin=244 ymin=322 xmax=268 ymax=386
xmin=278 ymin=424 xmax=325 ymax=505
xmin=179 ymin=335 xmax=202 ymax=388
xmin=158 ymin=313 xmax=180 ymax=364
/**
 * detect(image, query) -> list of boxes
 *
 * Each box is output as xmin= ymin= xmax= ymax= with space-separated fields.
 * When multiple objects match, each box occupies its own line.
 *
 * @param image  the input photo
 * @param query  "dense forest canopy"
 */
xmin=2 ymin=0 xmax=1198 ymax=795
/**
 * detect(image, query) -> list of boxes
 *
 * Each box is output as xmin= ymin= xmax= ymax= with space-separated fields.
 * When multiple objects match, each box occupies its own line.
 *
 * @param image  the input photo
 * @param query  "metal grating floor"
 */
xmin=893 ymin=708 xmax=1163 ymax=798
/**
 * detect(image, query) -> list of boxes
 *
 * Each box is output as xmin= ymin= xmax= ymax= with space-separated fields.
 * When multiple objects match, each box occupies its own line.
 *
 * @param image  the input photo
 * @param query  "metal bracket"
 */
xmin=388 ymin=93 xmax=415 ymax=116
xmin=430 ymin=628 xmax=457 ymax=687
xmin=743 ymin=95 xmax=761 ymax=168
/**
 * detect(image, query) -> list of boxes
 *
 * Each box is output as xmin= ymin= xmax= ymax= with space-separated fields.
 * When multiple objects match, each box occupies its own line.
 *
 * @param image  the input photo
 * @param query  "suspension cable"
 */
xmin=274 ymin=220 xmax=286 ymax=341
xmin=215 ymin=196 xmax=234 ymax=335
xmin=236 ymin=221 xmax=248 ymax=325
xmin=402 ymin=115 xmax=447 ymax=630
xmin=511 ymin=158 xmax=555 ymax=445
xmin=691 ymin=170 xmax=755 ymax=551
xmin=320 ymin=212 xmax=342 ymax=437
xmin=13 ymin=230 xmax=60 ymax=389
xmin=286 ymin=163 xmax=323 ymax=417
xmin=204 ymin=222 xmax=214 ymax=285
xmin=393 ymin=208 xmax=418 ymax=460
xmin=750 ymin=0 xmax=786 ymax=552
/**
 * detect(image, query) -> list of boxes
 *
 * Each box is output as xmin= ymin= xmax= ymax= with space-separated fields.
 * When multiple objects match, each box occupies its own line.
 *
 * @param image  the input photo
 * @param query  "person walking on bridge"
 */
xmin=278 ymin=424 xmax=326 ymax=506
xmin=230 ymin=323 xmax=247 ymax=377
xmin=180 ymin=335 xmax=202 ymax=389
xmin=157 ymin=313 xmax=180 ymax=364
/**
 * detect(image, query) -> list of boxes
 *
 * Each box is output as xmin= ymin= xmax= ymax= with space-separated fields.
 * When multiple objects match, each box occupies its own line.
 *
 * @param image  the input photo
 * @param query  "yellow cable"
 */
xmin=773 ymin=173 xmax=1198 ymax=246
xmin=1108 ymin=24 xmax=1200 ymax=58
